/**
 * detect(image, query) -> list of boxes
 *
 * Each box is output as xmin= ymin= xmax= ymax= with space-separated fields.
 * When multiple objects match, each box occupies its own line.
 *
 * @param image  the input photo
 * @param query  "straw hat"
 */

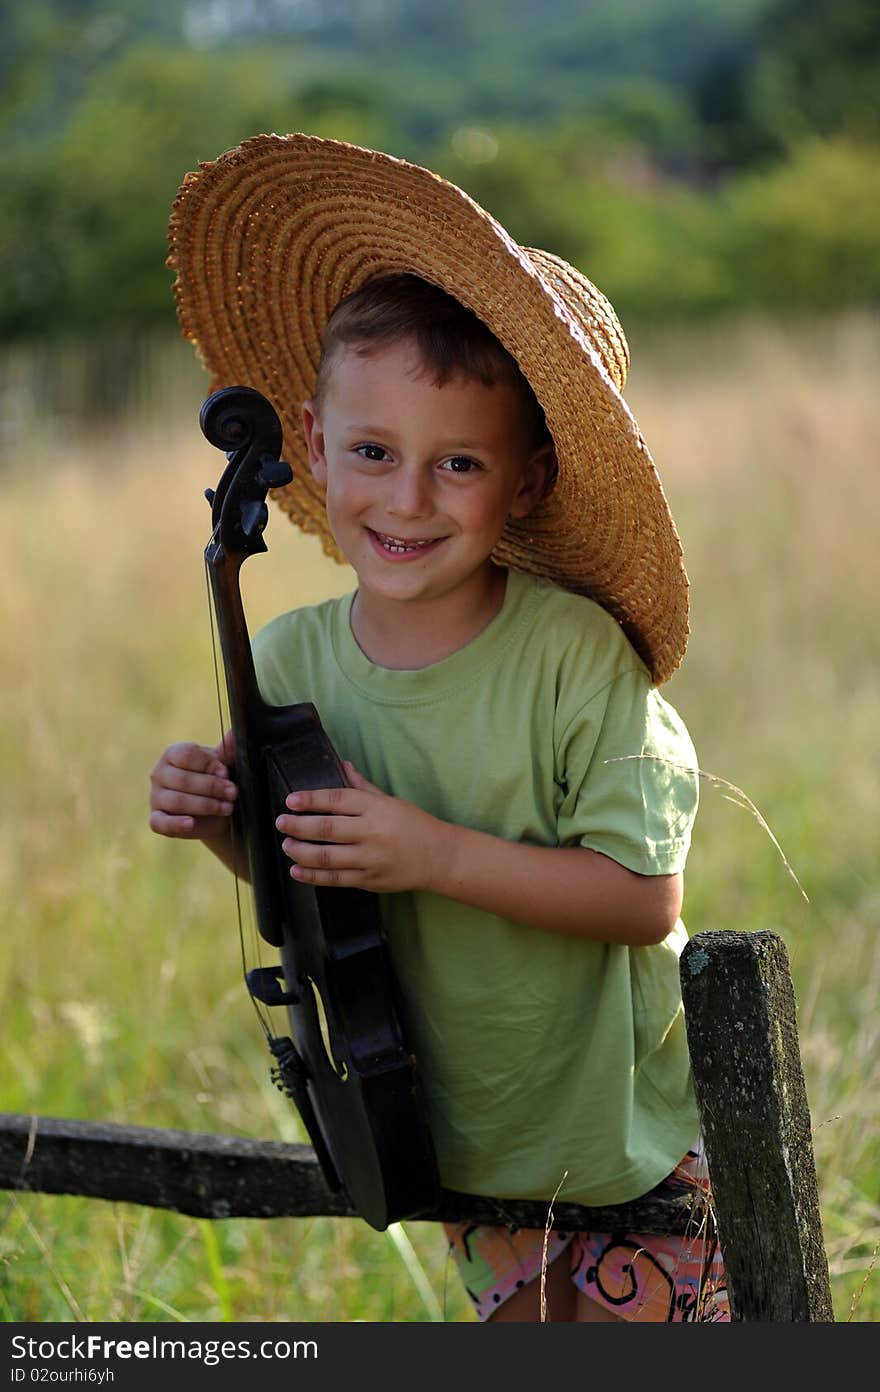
xmin=168 ymin=132 xmax=688 ymax=683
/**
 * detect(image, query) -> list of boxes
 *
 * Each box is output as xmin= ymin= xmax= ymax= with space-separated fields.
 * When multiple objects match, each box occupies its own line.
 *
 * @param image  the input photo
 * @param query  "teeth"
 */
xmin=375 ymin=532 xmax=435 ymax=553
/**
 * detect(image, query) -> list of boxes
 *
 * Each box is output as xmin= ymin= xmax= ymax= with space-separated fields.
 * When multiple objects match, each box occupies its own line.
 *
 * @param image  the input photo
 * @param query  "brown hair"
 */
xmin=313 ymin=273 xmax=551 ymax=451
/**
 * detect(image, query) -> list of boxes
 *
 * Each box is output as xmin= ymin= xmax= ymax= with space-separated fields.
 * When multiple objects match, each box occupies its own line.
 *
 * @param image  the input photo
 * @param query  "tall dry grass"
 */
xmin=1 ymin=316 xmax=878 ymax=1320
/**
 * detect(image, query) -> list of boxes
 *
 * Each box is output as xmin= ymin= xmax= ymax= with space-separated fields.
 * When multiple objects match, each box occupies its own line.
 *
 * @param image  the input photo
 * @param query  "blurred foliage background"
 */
xmin=1 ymin=0 xmax=879 ymax=344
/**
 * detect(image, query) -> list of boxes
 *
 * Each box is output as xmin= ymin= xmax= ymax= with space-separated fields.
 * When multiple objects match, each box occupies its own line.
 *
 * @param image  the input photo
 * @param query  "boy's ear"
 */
xmin=301 ymin=400 xmax=327 ymax=491
xmin=508 ymin=442 xmax=557 ymax=520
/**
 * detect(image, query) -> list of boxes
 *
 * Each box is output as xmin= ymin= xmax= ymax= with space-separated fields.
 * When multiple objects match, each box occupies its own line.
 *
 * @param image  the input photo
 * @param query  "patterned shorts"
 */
xmin=444 ymin=1141 xmax=729 ymax=1322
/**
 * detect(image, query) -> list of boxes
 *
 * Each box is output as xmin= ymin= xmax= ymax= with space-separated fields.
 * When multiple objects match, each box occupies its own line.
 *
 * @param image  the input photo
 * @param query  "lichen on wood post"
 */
xmin=680 ymin=929 xmax=834 ymax=1321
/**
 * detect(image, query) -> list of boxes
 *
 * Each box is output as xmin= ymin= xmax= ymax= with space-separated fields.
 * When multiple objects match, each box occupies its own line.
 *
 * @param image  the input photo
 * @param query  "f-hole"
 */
xmin=306 ymin=977 xmax=349 ymax=1081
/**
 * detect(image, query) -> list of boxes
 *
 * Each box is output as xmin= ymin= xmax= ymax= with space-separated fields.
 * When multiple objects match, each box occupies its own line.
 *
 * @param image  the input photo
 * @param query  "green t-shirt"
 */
xmin=252 ymin=567 xmax=700 ymax=1206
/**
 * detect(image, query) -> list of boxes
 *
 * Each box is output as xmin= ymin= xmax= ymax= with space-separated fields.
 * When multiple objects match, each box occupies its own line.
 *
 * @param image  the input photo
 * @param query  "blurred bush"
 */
xmin=1 ymin=0 xmax=878 ymax=339
xmin=721 ymin=138 xmax=880 ymax=309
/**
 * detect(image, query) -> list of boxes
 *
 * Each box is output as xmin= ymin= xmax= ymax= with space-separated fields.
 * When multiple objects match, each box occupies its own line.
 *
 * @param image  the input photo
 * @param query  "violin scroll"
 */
xmin=200 ymin=387 xmax=293 ymax=554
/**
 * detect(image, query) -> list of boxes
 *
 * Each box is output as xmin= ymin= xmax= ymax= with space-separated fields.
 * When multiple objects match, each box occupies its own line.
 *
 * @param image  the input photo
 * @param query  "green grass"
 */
xmin=1 ymin=317 xmax=878 ymax=1321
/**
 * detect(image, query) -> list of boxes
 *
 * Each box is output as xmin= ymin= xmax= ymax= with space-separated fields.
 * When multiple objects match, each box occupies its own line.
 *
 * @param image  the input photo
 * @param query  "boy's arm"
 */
xmin=275 ymin=763 xmax=682 ymax=947
xmin=429 ymin=824 xmax=681 ymax=946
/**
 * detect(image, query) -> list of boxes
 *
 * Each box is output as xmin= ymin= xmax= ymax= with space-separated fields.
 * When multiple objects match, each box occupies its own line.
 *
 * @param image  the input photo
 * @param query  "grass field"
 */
xmin=1 ymin=316 xmax=878 ymax=1322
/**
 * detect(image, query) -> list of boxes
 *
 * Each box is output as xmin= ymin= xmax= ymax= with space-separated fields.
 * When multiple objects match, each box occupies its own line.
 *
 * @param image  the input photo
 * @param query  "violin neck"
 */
xmin=206 ymin=543 xmax=260 ymax=730
xmin=205 ymin=543 xmax=280 ymax=923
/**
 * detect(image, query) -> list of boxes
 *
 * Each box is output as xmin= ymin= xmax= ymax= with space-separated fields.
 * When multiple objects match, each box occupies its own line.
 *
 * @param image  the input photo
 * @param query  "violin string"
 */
xmin=203 ymin=551 xmax=274 ymax=1046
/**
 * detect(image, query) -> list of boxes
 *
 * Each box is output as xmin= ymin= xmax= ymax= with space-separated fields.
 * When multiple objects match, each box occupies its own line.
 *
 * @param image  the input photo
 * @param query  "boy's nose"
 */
xmin=386 ymin=466 xmax=432 ymax=518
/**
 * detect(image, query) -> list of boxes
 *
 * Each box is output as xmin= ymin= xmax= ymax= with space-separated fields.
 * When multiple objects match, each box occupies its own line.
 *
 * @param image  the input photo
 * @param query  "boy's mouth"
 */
xmin=367 ymin=528 xmax=445 ymax=557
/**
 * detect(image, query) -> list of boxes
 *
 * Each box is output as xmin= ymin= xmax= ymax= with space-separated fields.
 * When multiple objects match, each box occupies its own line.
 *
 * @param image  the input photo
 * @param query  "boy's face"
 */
xmin=302 ymin=340 xmax=551 ymax=612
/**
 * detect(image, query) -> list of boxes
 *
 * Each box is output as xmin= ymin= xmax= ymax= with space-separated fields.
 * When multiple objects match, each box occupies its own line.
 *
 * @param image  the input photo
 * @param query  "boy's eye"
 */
xmin=355 ymin=444 xmax=388 ymax=462
xmin=441 ymin=456 xmax=481 ymax=474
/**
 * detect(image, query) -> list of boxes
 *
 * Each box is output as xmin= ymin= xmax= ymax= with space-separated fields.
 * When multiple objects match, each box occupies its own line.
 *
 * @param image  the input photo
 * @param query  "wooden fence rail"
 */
xmin=0 ymin=930 xmax=834 ymax=1322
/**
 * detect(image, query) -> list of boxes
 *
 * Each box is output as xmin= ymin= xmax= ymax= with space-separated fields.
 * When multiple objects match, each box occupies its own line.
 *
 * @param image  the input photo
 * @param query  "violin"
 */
xmin=200 ymin=385 xmax=439 ymax=1231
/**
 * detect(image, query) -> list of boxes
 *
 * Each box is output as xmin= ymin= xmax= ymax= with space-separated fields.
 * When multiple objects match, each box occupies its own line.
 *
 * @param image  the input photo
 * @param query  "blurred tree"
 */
xmin=0 ymin=41 xmax=321 ymax=335
xmin=0 ymin=0 xmax=187 ymax=136
xmin=693 ymin=0 xmax=880 ymax=165
xmin=759 ymin=0 xmax=880 ymax=139
xmin=0 ymin=0 xmax=877 ymax=336
xmin=430 ymin=118 xmax=734 ymax=323
xmin=189 ymin=0 xmax=769 ymax=148
xmin=721 ymin=137 xmax=880 ymax=307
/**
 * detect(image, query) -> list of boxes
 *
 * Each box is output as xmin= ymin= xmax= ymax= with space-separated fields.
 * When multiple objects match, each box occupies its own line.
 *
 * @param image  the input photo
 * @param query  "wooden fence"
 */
xmin=0 ymin=930 xmax=834 ymax=1322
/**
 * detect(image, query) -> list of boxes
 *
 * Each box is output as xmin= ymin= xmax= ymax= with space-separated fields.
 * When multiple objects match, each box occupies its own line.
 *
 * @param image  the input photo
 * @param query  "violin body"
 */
xmin=201 ymin=385 xmax=439 ymax=1231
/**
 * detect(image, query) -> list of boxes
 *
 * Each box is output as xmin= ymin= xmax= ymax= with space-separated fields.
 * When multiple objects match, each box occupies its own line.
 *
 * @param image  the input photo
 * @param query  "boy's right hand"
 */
xmin=149 ymin=732 xmax=238 ymax=843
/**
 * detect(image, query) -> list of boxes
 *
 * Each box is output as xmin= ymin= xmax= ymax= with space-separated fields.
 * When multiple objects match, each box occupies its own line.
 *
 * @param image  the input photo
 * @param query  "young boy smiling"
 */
xmin=303 ymin=334 xmax=550 ymax=671
xmin=273 ymin=292 xmax=681 ymax=945
xmin=152 ymin=134 xmax=728 ymax=1322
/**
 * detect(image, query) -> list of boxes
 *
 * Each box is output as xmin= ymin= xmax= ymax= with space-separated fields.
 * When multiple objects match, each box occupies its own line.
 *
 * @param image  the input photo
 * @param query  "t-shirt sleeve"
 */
xmin=554 ymin=668 xmax=699 ymax=875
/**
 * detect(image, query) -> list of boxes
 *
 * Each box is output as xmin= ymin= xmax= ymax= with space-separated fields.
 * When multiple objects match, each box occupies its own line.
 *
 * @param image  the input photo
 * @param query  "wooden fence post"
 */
xmin=680 ymin=929 xmax=834 ymax=1321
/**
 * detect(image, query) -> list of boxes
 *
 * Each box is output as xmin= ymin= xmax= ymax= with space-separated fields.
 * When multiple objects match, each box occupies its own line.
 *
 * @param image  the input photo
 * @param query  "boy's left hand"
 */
xmin=274 ymin=762 xmax=446 ymax=893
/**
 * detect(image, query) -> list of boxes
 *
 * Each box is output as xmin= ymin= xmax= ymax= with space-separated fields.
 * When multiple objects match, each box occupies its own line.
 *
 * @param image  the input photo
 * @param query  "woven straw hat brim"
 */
xmin=168 ymin=132 xmax=688 ymax=683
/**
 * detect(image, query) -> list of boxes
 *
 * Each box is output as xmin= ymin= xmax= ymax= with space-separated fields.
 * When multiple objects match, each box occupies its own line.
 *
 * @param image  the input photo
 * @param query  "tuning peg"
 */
xmin=204 ymin=487 xmax=216 ymax=506
xmin=257 ymin=455 xmax=294 ymax=489
xmin=240 ymin=499 xmax=269 ymax=538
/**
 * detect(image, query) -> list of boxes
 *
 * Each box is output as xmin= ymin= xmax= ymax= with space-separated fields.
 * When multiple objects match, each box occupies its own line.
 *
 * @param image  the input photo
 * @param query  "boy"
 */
xmin=152 ymin=134 xmax=727 ymax=1322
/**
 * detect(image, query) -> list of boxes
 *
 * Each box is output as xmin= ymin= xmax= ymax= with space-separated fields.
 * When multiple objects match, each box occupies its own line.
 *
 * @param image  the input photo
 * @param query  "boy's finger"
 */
xmin=154 ymin=762 xmax=237 ymax=802
xmin=275 ymin=813 xmax=357 ymax=842
xmin=213 ymin=729 xmax=236 ymax=765
xmin=342 ymin=761 xmax=379 ymax=792
xmin=149 ymin=810 xmax=195 ymax=836
xmin=153 ymin=785 xmax=236 ymax=818
xmin=162 ymin=741 xmax=221 ymax=773
xmin=283 ymin=786 xmax=361 ymax=813
xmin=281 ymin=842 xmax=364 ymax=883
xmin=149 ymin=810 xmax=231 ymax=840
xmin=290 ymin=863 xmax=363 ymax=888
